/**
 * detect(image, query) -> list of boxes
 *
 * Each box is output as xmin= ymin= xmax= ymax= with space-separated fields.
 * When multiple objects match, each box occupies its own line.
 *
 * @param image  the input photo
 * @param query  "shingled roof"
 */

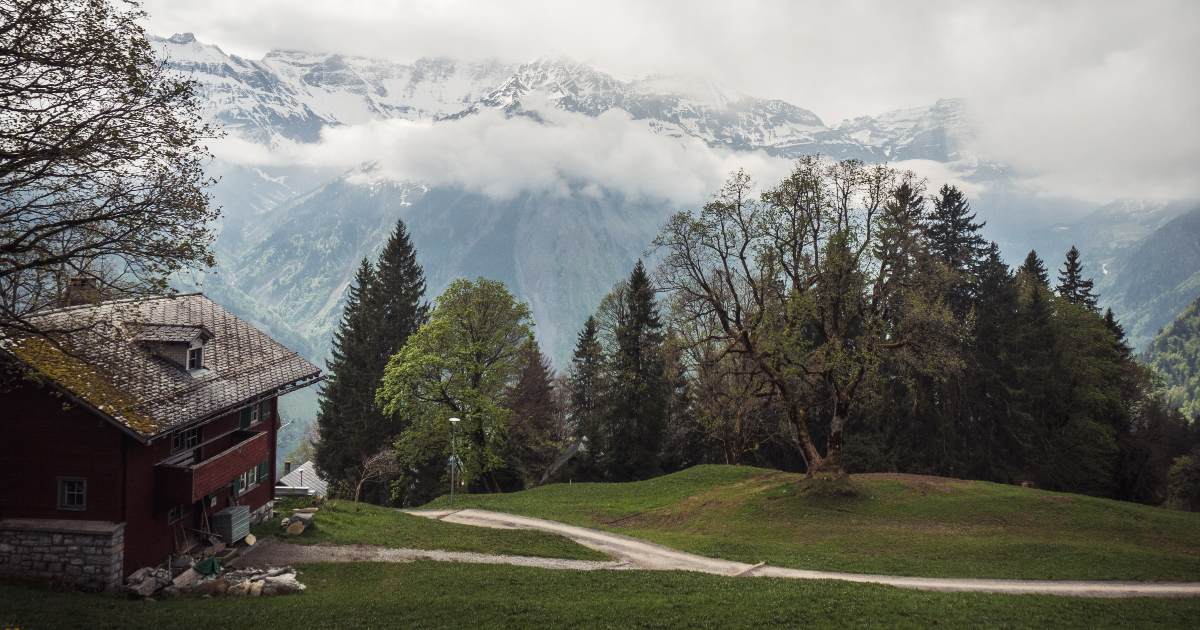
xmin=2 ymin=294 xmax=321 ymax=441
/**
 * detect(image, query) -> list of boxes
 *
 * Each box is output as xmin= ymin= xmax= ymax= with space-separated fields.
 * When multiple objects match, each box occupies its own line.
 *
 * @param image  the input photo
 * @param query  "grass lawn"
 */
xmin=425 ymin=465 xmax=1200 ymax=581
xmin=4 ymin=562 xmax=1200 ymax=629
xmin=251 ymin=498 xmax=605 ymax=560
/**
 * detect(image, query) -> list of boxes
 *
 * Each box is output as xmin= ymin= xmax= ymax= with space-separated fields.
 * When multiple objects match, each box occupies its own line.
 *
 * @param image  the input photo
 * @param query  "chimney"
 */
xmin=63 ymin=276 xmax=101 ymax=306
xmin=283 ymin=460 xmax=293 ymax=475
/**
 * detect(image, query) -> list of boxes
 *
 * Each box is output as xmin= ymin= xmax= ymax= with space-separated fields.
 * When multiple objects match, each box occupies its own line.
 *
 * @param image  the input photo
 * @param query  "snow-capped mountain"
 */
xmin=154 ymin=32 xmax=1195 ymax=460
xmin=154 ymin=33 xmax=973 ymax=162
xmin=155 ymin=33 xmax=515 ymax=143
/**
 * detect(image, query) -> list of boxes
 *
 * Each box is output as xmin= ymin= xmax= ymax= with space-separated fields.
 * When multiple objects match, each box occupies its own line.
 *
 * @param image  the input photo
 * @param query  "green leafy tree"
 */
xmin=1167 ymin=449 xmax=1200 ymax=511
xmin=656 ymin=160 xmax=958 ymax=477
xmin=377 ymin=278 xmax=533 ymax=500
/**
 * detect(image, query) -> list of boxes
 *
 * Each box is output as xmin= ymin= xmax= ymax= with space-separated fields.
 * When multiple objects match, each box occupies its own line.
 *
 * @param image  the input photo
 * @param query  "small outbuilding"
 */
xmin=276 ymin=461 xmax=329 ymax=498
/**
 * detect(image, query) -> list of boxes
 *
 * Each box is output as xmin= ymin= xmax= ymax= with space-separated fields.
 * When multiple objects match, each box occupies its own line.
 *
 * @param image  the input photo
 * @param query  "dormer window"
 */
xmin=187 ymin=346 xmax=204 ymax=370
xmin=129 ymin=323 xmax=213 ymax=372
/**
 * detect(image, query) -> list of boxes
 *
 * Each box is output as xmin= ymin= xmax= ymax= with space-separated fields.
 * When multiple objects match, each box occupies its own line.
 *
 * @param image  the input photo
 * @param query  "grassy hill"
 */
xmin=426 ymin=465 xmax=1200 ymax=581
xmin=249 ymin=499 xmax=605 ymax=560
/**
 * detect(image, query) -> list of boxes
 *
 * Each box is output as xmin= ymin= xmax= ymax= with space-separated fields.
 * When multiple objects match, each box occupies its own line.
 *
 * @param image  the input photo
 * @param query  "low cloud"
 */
xmin=215 ymin=98 xmax=794 ymax=205
xmin=212 ymin=98 xmax=1001 ymax=209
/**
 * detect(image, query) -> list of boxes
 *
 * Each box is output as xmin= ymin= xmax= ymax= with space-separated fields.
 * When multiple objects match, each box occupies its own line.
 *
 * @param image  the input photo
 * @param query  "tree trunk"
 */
xmin=785 ymin=404 xmax=825 ymax=472
xmin=811 ymin=412 xmax=847 ymax=478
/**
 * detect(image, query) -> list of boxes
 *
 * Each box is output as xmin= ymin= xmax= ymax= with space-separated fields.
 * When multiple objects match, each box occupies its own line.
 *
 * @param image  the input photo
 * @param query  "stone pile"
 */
xmin=125 ymin=564 xmax=304 ymax=598
xmin=124 ymin=566 xmax=172 ymax=597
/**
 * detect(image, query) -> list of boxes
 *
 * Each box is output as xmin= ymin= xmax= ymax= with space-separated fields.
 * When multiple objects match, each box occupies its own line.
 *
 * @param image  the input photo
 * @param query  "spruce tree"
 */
xmin=315 ymin=259 xmax=380 ymax=487
xmin=315 ymin=219 xmax=428 ymax=501
xmin=1103 ymin=308 xmax=1132 ymax=362
xmin=924 ymin=184 xmax=987 ymax=318
xmin=1012 ymin=281 xmax=1061 ymax=484
xmin=1019 ymin=250 xmax=1050 ymax=288
xmin=567 ymin=316 xmax=606 ymax=477
xmin=505 ymin=340 xmax=563 ymax=486
xmin=368 ymin=219 xmax=430 ymax=443
xmin=966 ymin=243 xmax=1024 ymax=479
xmin=603 ymin=260 xmax=667 ymax=481
xmin=1057 ymin=246 xmax=1098 ymax=310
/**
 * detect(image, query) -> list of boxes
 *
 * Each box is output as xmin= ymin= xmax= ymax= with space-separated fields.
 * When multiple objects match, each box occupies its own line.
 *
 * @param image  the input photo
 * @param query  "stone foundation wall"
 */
xmin=0 ymin=519 xmax=124 ymax=591
xmin=249 ymin=500 xmax=274 ymax=524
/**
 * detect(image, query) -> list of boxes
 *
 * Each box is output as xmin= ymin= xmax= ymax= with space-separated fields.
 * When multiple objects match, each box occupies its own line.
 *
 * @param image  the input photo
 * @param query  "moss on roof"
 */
xmin=9 ymin=336 xmax=161 ymax=436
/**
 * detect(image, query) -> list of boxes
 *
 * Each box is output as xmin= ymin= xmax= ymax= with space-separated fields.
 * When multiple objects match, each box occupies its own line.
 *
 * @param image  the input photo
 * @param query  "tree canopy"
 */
xmin=0 ymin=0 xmax=218 ymax=336
xmin=377 ymin=277 xmax=534 ymax=498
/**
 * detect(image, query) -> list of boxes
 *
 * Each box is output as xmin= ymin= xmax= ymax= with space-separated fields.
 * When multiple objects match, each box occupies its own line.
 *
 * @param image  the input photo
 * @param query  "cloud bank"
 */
xmin=214 ymin=99 xmax=795 ymax=204
xmin=212 ymin=97 xmax=992 ymax=208
xmin=150 ymin=0 xmax=1199 ymax=206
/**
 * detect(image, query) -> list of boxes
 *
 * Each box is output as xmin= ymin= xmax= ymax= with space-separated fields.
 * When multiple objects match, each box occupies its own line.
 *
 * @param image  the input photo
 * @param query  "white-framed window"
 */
xmin=236 ymin=460 xmax=268 ymax=496
xmin=171 ymin=427 xmax=201 ymax=453
xmin=187 ymin=345 xmax=204 ymax=370
xmin=240 ymin=401 xmax=269 ymax=429
xmin=56 ymin=477 xmax=86 ymax=511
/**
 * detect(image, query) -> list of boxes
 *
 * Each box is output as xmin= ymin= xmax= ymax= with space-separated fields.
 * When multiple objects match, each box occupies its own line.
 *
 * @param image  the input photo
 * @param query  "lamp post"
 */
xmin=448 ymin=417 xmax=461 ymax=507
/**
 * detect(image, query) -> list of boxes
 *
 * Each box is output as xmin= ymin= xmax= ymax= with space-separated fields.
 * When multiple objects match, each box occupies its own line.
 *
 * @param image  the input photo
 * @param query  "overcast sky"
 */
xmin=142 ymin=0 xmax=1200 ymax=202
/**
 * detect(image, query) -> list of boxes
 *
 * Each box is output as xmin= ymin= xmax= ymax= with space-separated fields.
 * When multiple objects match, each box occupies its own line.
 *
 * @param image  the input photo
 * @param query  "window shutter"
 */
xmin=239 ymin=407 xmax=251 ymax=429
xmin=257 ymin=461 xmax=268 ymax=481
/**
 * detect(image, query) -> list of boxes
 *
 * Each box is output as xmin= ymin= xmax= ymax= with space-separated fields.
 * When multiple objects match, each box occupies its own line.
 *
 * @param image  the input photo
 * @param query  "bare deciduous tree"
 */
xmin=0 ymin=0 xmax=219 ymax=338
xmin=655 ymin=157 xmax=957 ymax=477
xmin=352 ymin=449 xmax=400 ymax=504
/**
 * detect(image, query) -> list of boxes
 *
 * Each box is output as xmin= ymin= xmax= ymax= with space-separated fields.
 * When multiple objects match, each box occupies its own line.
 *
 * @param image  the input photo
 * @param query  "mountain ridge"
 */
xmin=153 ymin=32 xmax=1200 ymax=463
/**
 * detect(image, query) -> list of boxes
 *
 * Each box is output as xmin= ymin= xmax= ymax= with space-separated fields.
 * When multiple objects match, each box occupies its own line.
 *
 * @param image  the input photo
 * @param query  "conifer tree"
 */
xmin=366 ymin=220 xmax=430 ymax=444
xmin=315 ymin=260 xmax=380 ymax=487
xmin=315 ymin=219 xmax=428 ymax=500
xmin=1103 ymin=308 xmax=1132 ymax=362
xmin=602 ymin=260 xmax=667 ymax=480
xmin=965 ymin=243 xmax=1024 ymax=478
xmin=1019 ymin=250 xmax=1050 ymax=288
xmin=1057 ymin=246 xmax=1098 ymax=310
xmin=505 ymin=340 xmax=563 ymax=486
xmin=1012 ymin=280 xmax=1061 ymax=483
xmin=567 ymin=316 xmax=606 ymax=476
xmin=924 ymin=184 xmax=987 ymax=318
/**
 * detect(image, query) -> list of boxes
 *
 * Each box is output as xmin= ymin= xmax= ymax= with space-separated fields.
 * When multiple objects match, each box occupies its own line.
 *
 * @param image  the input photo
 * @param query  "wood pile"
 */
xmin=280 ymin=508 xmax=317 ymax=536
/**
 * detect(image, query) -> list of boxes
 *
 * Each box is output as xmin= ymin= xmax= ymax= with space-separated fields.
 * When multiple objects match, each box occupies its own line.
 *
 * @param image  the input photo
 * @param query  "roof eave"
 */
xmin=143 ymin=369 xmax=325 ymax=442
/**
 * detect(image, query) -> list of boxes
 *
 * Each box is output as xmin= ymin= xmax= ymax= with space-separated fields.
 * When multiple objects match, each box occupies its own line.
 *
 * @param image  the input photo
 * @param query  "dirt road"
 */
xmin=405 ymin=508 xmax=1200 ymax=598
xmin=237 ymin=538 xmax=631 ymax=572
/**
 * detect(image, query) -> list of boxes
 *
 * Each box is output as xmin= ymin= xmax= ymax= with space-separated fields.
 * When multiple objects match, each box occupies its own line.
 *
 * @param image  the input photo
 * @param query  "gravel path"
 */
xmin=404 ymin=508 xmax=1200 ymax=598
xmin=237 ymin=538 xmax=631 ymax=572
